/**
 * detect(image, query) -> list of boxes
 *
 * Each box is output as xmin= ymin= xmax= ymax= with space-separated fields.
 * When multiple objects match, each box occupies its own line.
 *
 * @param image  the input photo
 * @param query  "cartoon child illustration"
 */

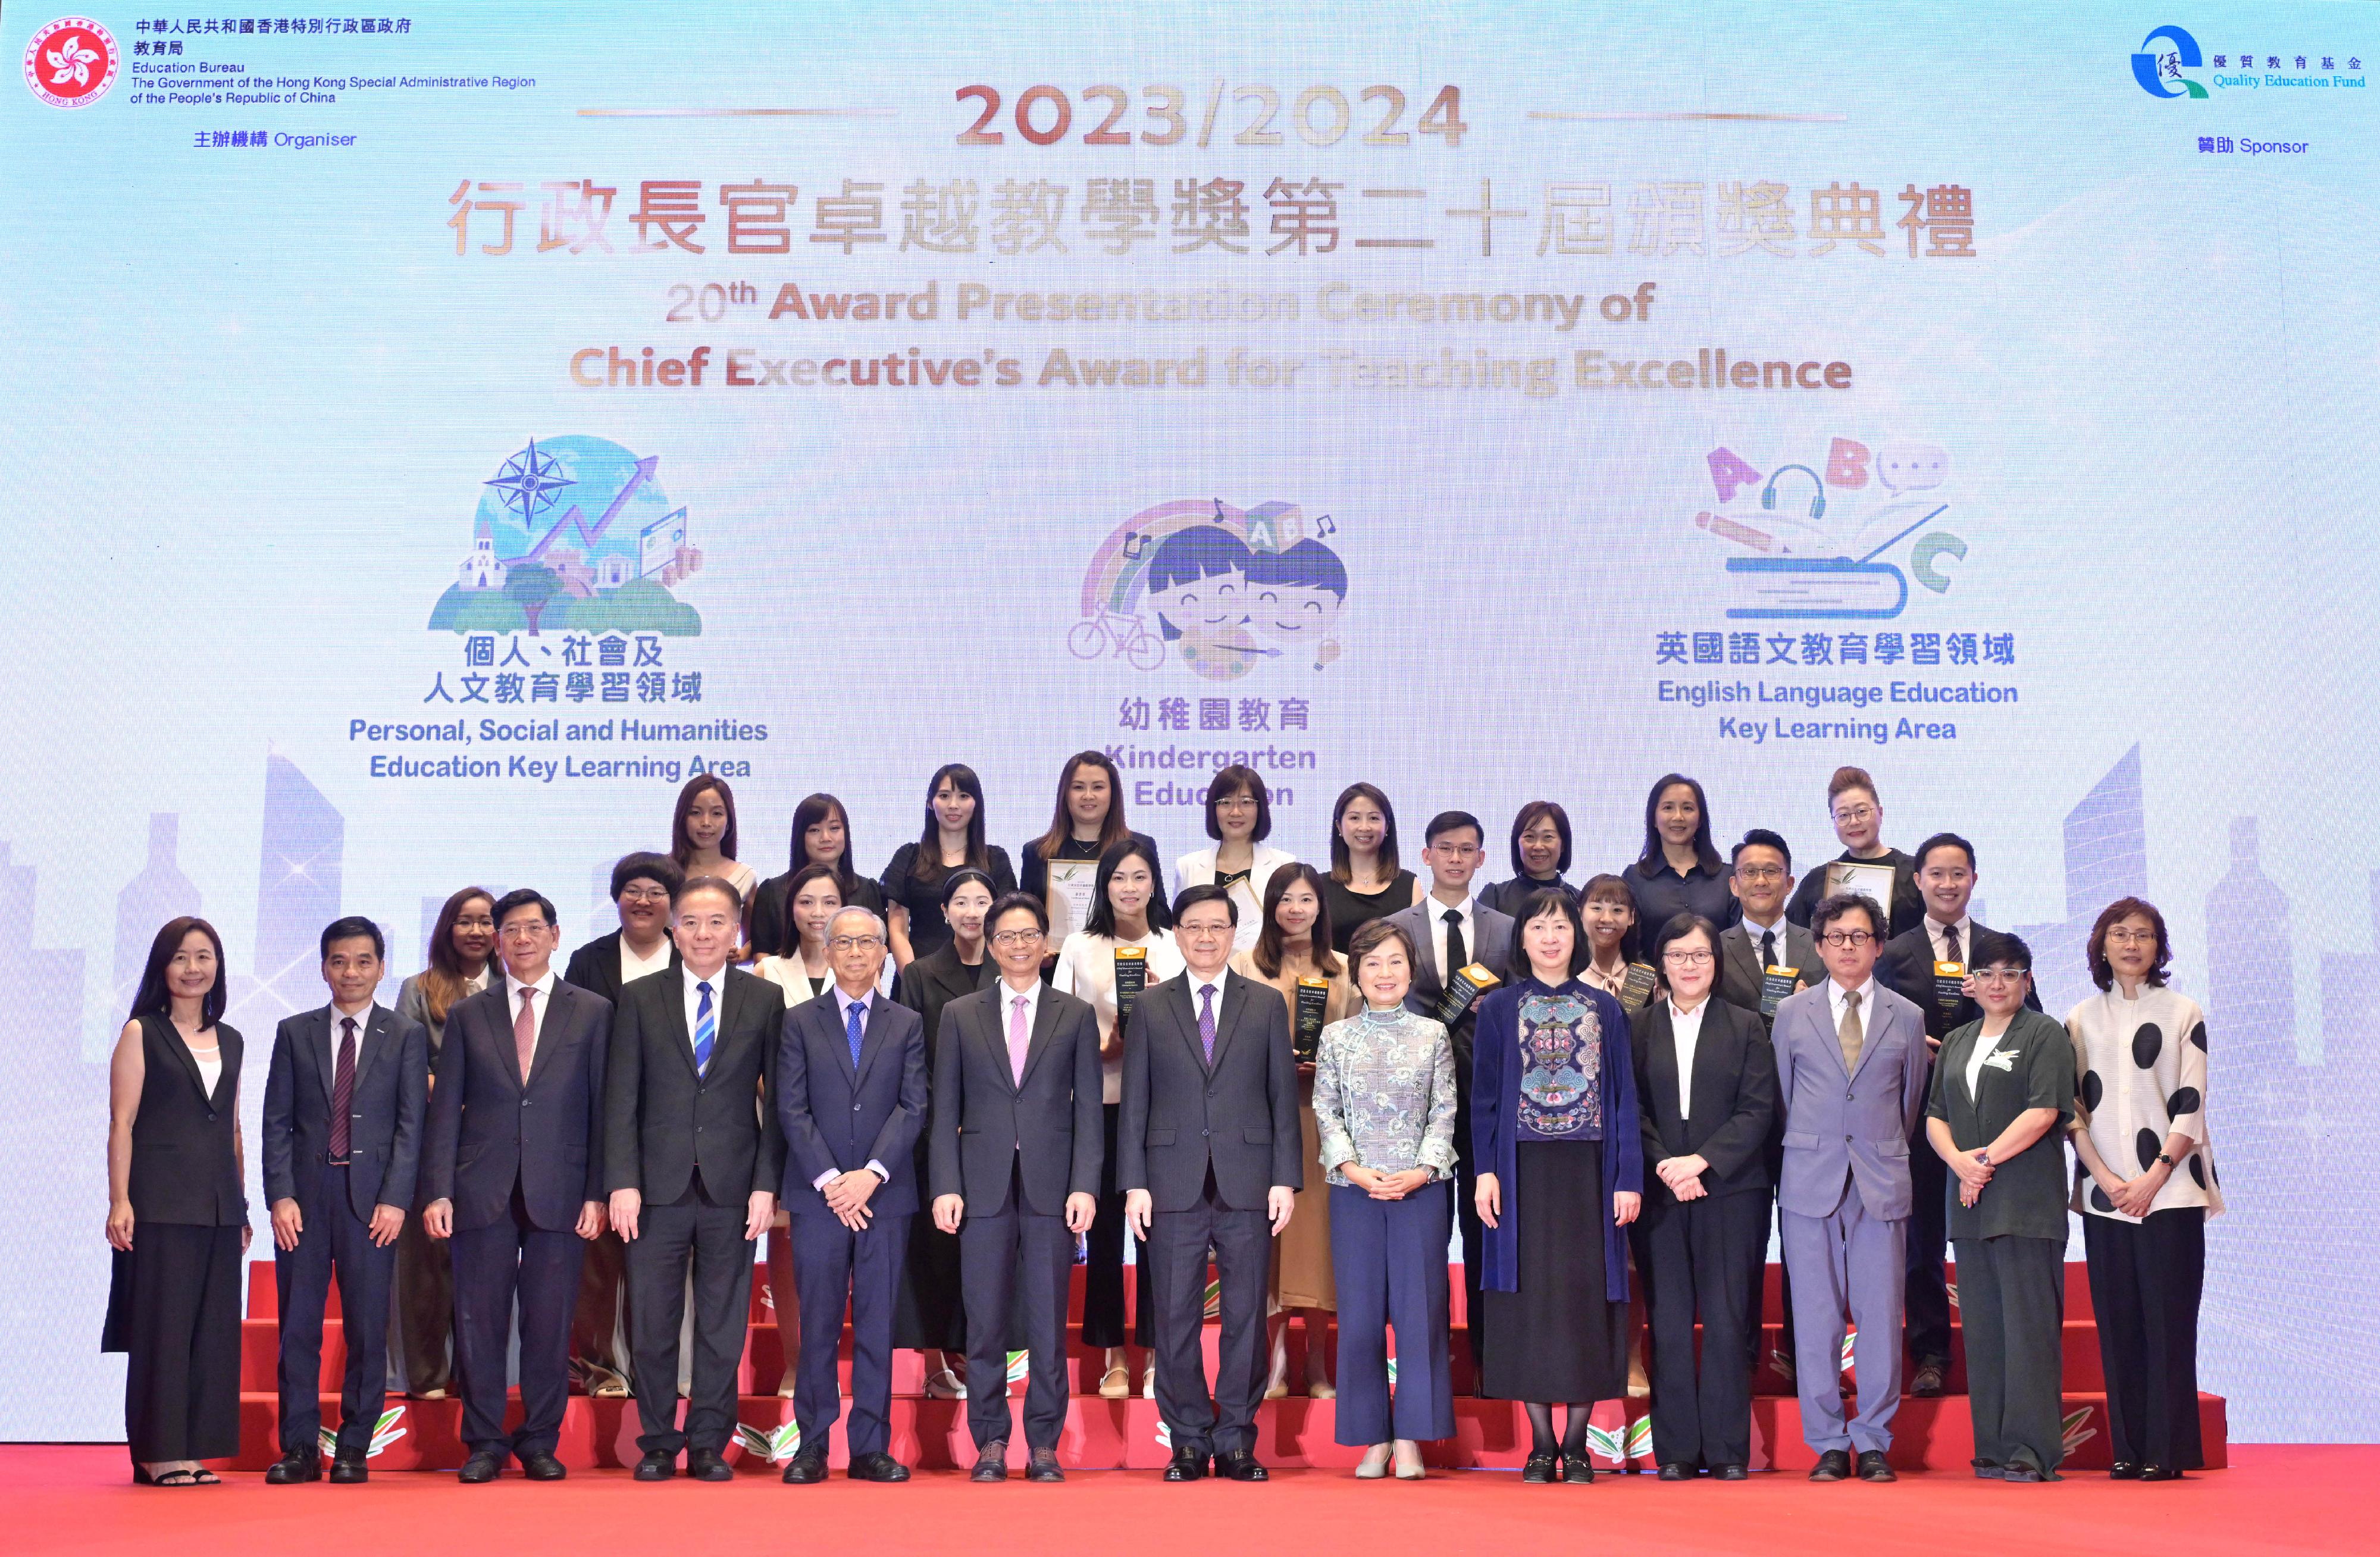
xmin=1244 ymin=538 xmax=1346 ymax=671
xmin=1142 ymin=524 xmax=1261 ymax=682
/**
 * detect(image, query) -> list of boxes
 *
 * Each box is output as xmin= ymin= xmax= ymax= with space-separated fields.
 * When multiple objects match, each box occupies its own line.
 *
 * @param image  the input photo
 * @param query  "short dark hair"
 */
xmin=611 ymin=851 xmax=684 ymax=903
xmin=938 ymin=866 xmax=997 ymax=908
xmin=1512 ymin=886 xmax=1590 ymax=976
xmin=2087 ymin=897 xmax=2171 ymax=992
xmin=130 ymin=916 xmax=228 ymax=1026
xmin=1423 ymin=809 xmax=1484 ymax=847
xmin=1972 ymin=929 xmax=2033 ymax=975
xmin=319 ymin=915 xmax=385 ymax=961
xmin=1172 ymin=881 xmax=1240 ymax=926
xmin=1204 ymin=764 xmax=1273 ymax=842
xmin=1732 ymin=828 xmax=1793 ymax=873
xmin=1914 ymin=832 xmax=1976 ymax=872
xmin=492 ymin=888 xmax=557 ymax=929
xmin=1810 ymin=892 xmax=1883 ymax=939
xmin=1508 ymin=800 xmax=1573 ymax=876
xmin=988 ymin=890 xmax=1050 ymax=936
xmin=1651 ymin=911 xmax=1721 ymax=967
xmin=1084 ymin=835 xmax=1173 ymax=939
xmin=1346 ymin=916 xmax=1417 ymax=972
xmin=677 ymin=875 xmax=744 ymax=915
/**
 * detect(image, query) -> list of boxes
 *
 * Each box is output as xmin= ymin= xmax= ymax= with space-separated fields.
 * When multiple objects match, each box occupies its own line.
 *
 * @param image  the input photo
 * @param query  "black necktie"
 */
xmin=1943 ymin=923 xmax=1961 ymax=966
xmin=1443 ymin=908 xmax=1465 ymax=978
xmin=1759 ymin=928 xmax=1777 ymax=970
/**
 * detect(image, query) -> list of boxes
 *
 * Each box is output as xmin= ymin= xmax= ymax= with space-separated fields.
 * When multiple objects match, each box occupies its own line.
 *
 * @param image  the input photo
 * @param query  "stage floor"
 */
xmin=2 ymin=1445 xmax=2363 ymax=1555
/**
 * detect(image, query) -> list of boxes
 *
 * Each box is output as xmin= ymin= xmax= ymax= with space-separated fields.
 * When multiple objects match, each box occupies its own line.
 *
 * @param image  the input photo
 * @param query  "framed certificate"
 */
xmin=1822 ymin=860 xmax=1897 ymax=921
xmin=1044 ymin=857 xmax=1098 ymax=944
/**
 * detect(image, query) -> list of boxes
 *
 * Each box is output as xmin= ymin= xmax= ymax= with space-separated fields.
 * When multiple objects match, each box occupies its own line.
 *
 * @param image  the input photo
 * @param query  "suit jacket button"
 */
xmin=1202 ymin=1128 xmax=1211 ymax=1138
xmin=853 ymin=1104 xmax=862 ymax=1112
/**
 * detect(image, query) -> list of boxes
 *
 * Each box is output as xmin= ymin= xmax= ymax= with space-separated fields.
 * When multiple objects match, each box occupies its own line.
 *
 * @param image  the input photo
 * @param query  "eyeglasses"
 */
xmin=2104 ymin=927 xmax=2159 ymax=947
xmin=1733 ymin=865 xmax=1786 ymax=882
xmin=990 ymin=928 xmax=1044 ymax=947
xmin=1831 ymin=804 xmax=1877 ymax=824
xmin=1819 ymin=930 xmax=1875 ymax=948
xmin=1214 ymin=795 xmax=1257 ymax=811
xmin=618 ymin=886 xmax=672 ymax=904
xmin=1179 ymin=920 xmax=1232 ymax=937
xmin=1974 ymin=967 xmax=2027 ymax=983
xmin=828 ymin=935 xmax=884 ymax=953
xmin=1662 ymin=949 xmax=1714 ymax=966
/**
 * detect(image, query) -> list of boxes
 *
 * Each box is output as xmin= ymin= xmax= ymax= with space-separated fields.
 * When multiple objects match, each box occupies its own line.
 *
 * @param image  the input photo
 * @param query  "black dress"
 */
xmin=102 ymin=1013 xmax=246 ymax=1466
xmin=891 ymin=943 xmax=1000 ymax=1352
xmin=1479 ymin=875 xmax=1574 ymax=918
xmin=1321 ymin=870 xmax=1417 ymax=956
xmin=879 ymin=844 xmax=1017 ymax=962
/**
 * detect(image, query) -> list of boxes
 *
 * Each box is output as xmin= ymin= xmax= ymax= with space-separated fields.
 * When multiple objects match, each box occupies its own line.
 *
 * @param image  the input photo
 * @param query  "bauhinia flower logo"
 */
xmin=23 ymin=18 xmax=118 ymax=108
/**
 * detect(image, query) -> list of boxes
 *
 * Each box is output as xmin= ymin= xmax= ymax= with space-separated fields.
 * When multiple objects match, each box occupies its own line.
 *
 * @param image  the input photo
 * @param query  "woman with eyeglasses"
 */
xmin=1784 ymin=765 xmax=1924 ymax=938
xmin=1628 ymin=913 xmax=1775 ymax=1481
xmin=2065 ymin=898 xmax=2223 ymax=1481
xmin=1175 ymin=763 xmax=1294 ymax=955
xmin=1480 ymin=801 xmax=1577 ymax=918
xmin=1926 ymin=931 xmax=2075 ymax=1483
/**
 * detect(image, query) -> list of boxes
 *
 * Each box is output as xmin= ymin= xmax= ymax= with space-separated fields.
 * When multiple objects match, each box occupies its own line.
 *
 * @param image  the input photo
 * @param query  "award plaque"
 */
xmin=1933 ymin=959 xmax=1968 ymax=1014
xmin=1293 ymin=976 xmax=1331 ymax=1062
xmin=1111 ymin=945 xmax=1148 ymax=1036
xmin=1760 ymin=964 xmax=1802 ymax=1018
xmin=1044 ymin=857 xmax=1098 ymax=943
xmin=1618 ymin=961 xmax=1661 ymax=1011
xmin=1435 ymin=963 xmax=1501 ymax=1029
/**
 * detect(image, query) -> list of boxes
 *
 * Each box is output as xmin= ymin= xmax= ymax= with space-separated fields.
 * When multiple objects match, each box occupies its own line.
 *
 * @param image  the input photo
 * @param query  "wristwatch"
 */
xmin=1974 ymin=1150 xmax=1991 ymax=1168
xmin=2154 ymin=1151 xmax=2174 ymax=1167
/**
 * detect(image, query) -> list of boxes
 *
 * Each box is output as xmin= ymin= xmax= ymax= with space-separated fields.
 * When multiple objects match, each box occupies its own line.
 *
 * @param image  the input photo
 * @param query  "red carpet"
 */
xmin=0 ymin=1445 xmax=2364 ymax=1556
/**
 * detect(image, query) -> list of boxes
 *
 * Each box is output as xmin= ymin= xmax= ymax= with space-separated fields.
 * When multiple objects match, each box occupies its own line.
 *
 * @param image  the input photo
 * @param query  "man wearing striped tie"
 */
xmin=605 ymin=876 xmax=787 ymax=1482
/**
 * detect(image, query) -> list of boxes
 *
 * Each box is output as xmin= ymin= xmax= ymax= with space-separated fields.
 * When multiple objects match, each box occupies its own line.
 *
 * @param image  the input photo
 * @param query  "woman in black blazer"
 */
xmin=103 ymin=918 xmax=250 ymax=1486
xmin=1628 ymin=913 xmax=1777 ymax=1481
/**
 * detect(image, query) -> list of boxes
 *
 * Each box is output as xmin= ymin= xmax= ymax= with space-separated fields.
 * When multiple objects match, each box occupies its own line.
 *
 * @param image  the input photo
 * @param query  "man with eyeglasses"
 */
xmin=775 ymin=906 xmax=929 ymax=1484
xmin=930 ymin=893 xmax=1103 ymax=1482
xmin=1770 ymin=892 xmax=1930 ymax=1484
xmin=1123 ymin=884 xmax=1301 ymax=1483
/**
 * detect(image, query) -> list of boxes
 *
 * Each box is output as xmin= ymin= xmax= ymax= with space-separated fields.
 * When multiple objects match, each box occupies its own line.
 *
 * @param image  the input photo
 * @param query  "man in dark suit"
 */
xmin=1874 ymin=832 xmax=2041 ymax=1399
xmin=561 ymin=852 xmax=684 ymax=1396
xmin=775 ymin=905 xmax=929 ymax=1484
xmin=1122 ymin=884 xmax=1301 ymax=1483
xmin=929 ymin=892 xmax=1102 ymax=1483
xmin=421 ymin=888 xmax=612 ymax=1483
xmin=605 ymin=875 xmax=786 ymax=1482
xmin=262 ymin=916 xmax=430 ymax=1484
xmin=1382 ymin=810 xmax=1514 ymax=1387
xmin=1716 ymin=829 xmax=1822 ymax=1384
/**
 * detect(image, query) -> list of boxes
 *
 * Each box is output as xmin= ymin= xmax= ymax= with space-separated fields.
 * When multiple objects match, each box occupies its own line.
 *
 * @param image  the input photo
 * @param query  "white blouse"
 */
xmin=2066 ymin=985 xmax=2225 ymax=1221
xmin=1175 ymin=844 xmax=1295 ymax=954
xmin=752 ymin=953 xmax=890 ymax=1005
xmin=1053 ymin=929 xmax=1187 ymax=1103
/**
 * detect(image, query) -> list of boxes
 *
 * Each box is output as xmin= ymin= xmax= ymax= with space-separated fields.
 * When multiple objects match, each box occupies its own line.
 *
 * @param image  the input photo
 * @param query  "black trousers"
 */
xmin=1081 ymin=1101 xmax=1154 ymax=1349
xmin=118 ymin=1223 xmax=242 ymax=1464
xmin=2084 ymin=1208 xmax=2206 ymax=1470
xmin=450 ymin=1184 xmax=589 ymax=1459
xmin=1955 ymin=1233 xmax=2065 ymax=1474
xmin=1147 ymin=1169 xmax=1270 ymax=1456
xmin=626 ymin=1181 xmax=753 ymax=1455
xmin=390 ymin=1195 xmax=453 ymax=1394
xmin=571 ymin=1229 xmax=633 ymax=1388
xmin=1904 ymin=1099 xmax=1952 ymax=1366
xmin=960 ymin=1157 xmax=1075 ymax=1452
xmin=1633 ymin=1187 xmax=1765 ymax=1469
xmin=790 ymin=1208 xmax=909 ymax=1459
xmin=274 ymin=1164 xmax=396 ymax=1458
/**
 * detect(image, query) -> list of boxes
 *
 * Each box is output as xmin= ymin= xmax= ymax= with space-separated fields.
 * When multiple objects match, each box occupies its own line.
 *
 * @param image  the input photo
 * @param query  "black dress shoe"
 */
xmin=1561 ymin=1454 xmax=1595 ymax=1484
xmin=848 ymin=1451 xmax=910 ymax=1482
xmin=1856 ymin=1450 xmax=1897 ymax=1483
xmin=2137 ymin=1464 xmax=2187 ymax=1482
xmin=458 ymin=1451 xmax=505 ymax=1484
xmin=2108 ymin=1461 xmax=2141 ymax=1480
xmin=1909 ymin=1362 xmax=1947 ymax=1398
xmin=1214 ymin=1448 xmax=1269 ymax=1482
xmin=1521 ymin=1451 xmax=1558 ymax=1483
xmin=971 ymin=1442 xmax=1009 ymax=1483
xmin=328 ymin=1455 xmax=368 ymax=1484
xmin=1808 ymin=1449 xmax=1852 ymax=1482
xmin=1026 ymin=1448 xmax=1064 ymax=1483
xmin=1713 ymin=1463 xmax=1749 ymax=1481
xmin=265 ymin=1450 xmax=320 ymax=1484
xmin=1656 ymin=1462 xmax=1693 ymax=1481
xmin=1163 ymin=1447 xmax=1209 ymax=1482
xmin=780 ymin=1451 xmax=828 ymax=1485
xmin=634 ymin=1450 xmax=677 ymax=1481
xmin=521 ymin=1451 xmax=567 ymax=1481
xmin=686 ymin=1448 xmax=734 ymax=1482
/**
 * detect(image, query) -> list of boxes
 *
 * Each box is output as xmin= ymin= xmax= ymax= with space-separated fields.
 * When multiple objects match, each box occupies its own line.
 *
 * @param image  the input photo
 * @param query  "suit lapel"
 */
xmin=711 ymin=970 xmax=744 ymax=1074
xmin=1846 ymin=986 xmax=1887 ymax=1086
xmin=1410 ymin=908 xmax=1442 ymax=996
xmin=1723 ymin=928 xmax=1761 ymax=999
xmin=664 ymin=968 xmax=700 ymax=1078
xmin=1686 ymin=1008 xmax=1728 ymax=1129
xmin=312 ymin=1008 xmax=337 ymax=1103
xmin=1643 ymin=1004 xmax=1680 ymax=1135
xmin=525 ymin=982 xmax=572 ymax=1091
xmin=972 ymin=994 xmax=1017 ymax=1095
xmin=1169 ymin=978 xmax=1210 ymax=1072
xmin=1205 ymin=973 xmax=1249 ymax=1073
xmin=156 ymin=1015 xmax=210 ymax=1105
xmin=1016 ymin=989 xmax=1063 ymax=1091
xmin=823 ymin=994 xmax=861 ymax=1084
xmin=349 ymin=1007 xmax=391 ymax=1101
xmin=853 ymin=992 xmax=892 ymax=1090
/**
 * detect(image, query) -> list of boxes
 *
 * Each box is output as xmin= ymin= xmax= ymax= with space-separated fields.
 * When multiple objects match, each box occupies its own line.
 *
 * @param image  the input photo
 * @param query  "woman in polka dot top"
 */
xmin=2065 ymin=897 xmax=2224 ymax=1483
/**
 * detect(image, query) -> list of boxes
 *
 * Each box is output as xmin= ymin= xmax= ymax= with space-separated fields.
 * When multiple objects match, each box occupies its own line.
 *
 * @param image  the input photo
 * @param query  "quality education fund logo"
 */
xmin=2133 ymin=25 xmax=2210 ymax=98
xmin=23 ymin=17 xmax=117 ymax=107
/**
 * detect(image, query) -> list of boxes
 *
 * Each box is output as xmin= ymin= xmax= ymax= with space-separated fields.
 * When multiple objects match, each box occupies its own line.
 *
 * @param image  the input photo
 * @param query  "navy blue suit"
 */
xmin=776 ymin=986 xmax=929 ymax=1460
xmin=420 ymin=974 xmax=611 ymax=1461
xmin=262 ymin=1003 xmax=428 ymax=1459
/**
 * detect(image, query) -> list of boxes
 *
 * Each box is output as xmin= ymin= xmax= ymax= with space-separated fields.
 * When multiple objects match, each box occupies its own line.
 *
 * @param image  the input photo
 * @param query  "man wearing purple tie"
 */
xmin=1122 ymin=884 xmax=1302 ymax=1483
xmin=929 ymin=893 xmax=1103 ymax=1482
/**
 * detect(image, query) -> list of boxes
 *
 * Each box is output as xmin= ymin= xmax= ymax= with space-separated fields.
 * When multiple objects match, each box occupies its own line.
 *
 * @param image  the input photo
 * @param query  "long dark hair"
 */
xmin=1327 ymin=782 xmax=1401 ymax=884
xmin=910 ymin=763 xmax=990 ymax=881
xmin=788 ymin=792 xmax=857 ymax=886
xmin=421 ymin=886 xmax=495 ymax=1026
xmin=1638 ymin=772 xmax=1721 ymax=873
xmin=131 ymin=916 xmax=229 ymax=1027
xmin=772 ymin=863 xmax=844 ymax=959
xmin=1509 ymin=799 xmax=1574 ymax=877
xmin=1035 ymin=750 xmax=1130 ymax=861
xmin=670 ymin=773 xmax=740 ymax=866
xmin=1251 ymin=862 xmax=1341 ymax=980
xmin=1083 ymin=836 xmax=1173 ymax=939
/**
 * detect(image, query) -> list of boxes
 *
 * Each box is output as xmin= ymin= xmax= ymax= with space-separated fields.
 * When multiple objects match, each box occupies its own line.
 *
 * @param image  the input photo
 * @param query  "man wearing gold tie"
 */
xmin=1770 ymin=892 xmax=1930 ymax=1485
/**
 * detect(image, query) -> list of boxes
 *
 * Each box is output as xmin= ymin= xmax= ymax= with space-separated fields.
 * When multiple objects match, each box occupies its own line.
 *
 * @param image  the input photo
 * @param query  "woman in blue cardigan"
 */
xmin=1473 ymin=886 xmax=1643 ymax=1483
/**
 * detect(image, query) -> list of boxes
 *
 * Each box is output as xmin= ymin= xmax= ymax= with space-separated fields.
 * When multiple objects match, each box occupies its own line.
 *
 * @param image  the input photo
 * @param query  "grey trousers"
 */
xmin=1781 ymin=1176 xmax=1906 ymax=1455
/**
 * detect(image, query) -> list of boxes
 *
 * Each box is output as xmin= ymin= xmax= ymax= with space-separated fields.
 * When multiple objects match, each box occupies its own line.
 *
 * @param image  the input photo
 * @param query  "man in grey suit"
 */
xmin=1123 ymin=884 xmax=1301 ymax=1483
xmin=1771 ymin=891 xmax=1930 ymax=1484
xmin=1383 ymin=809 xmax=1514 ymax=1385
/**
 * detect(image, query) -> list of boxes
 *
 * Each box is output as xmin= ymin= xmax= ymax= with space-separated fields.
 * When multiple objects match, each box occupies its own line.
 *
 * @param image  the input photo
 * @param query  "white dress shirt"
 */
xmin=813 ymin=985 xmax=892 ymax=1188
xmin=324 ymin=999 xmax=377 ymax=1078
xmin=1427 ymin=892 xmax=1477 ymax=980
xmin=619 ymin=934 xmax=673 ymax=985
xmin=503 ymin=968 xmax=559 ymax=1067
xmin=1740 ymin=910 xmax=1787 ymax=965
xmin=682 ymin=964 xmax=729 ymax=1072
xmin=1667 ymin=997 xmax=1706 ymax=1121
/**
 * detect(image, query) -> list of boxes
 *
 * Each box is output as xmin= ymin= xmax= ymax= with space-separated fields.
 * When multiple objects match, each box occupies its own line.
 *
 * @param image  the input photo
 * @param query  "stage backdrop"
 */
xmin=3 ymin=2 xmax=2376 ymax=1442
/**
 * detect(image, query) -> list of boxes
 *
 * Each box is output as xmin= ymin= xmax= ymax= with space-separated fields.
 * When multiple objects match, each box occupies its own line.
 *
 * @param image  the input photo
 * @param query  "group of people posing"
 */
xmin=102 ymin=756 xmax=2221 ymax=1490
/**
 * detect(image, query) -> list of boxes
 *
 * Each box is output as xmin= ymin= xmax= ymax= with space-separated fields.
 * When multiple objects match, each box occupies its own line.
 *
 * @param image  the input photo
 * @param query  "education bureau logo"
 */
xmin=1691 ymin=437 xmax=1969 ymax=621
xmin=1072 ymin=499 xmax=1347 ymax=684
xmin=2132 ymin=25 xmax=2209 ymax=98
xmin=22 ymin=17 xmax=118 ymax=107
xmin=428 ymin=435 xmax=703 ymax=638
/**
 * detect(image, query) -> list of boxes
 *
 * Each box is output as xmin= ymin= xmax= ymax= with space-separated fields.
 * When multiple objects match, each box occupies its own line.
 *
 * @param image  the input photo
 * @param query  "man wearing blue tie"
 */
xmin=775 ymin=906 xmax=929 ymax=1484
xmin=605 ymin=877 xmax=787 ymax=1481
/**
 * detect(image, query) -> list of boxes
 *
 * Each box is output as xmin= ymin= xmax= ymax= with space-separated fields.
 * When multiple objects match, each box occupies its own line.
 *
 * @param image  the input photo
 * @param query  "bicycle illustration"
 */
xmin=1067 ymin=609 xmax=1167 ymax=670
